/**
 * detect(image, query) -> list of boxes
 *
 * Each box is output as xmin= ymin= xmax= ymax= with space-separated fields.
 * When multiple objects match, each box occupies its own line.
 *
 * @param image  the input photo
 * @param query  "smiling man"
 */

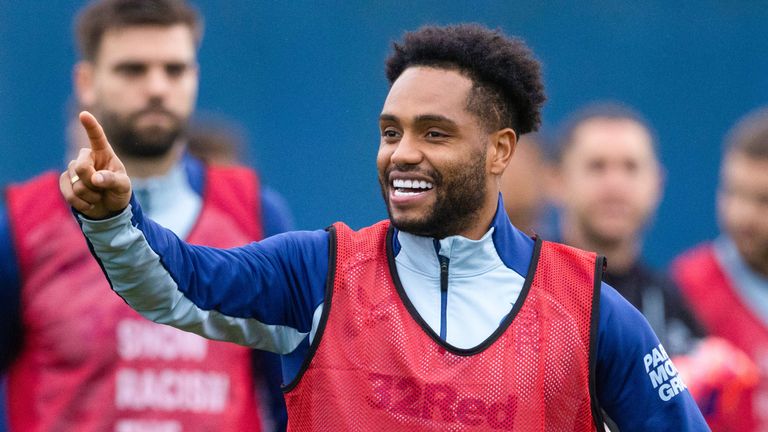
xmin=377 ymin=67 xmax=498 ymax=241
xmin=61 ymin=24 xmax=707 ymax=430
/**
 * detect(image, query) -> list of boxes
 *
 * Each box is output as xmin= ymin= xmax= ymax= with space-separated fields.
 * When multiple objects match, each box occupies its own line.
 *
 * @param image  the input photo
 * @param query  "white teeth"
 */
xmin=394 ymin=190 xmax=422 ymax=196
xmin=392 ymin=178 xmax=433 ymax=190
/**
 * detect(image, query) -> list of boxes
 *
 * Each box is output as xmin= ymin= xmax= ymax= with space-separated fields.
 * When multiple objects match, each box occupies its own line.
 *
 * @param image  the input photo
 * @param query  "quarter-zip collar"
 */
xmin=129 ymin=155 xmax=202 ymax=239
xmin=392 ymin=194 xmax=535 ymax=278
xmin=388 ymin=193 xmax=536 ymax=349
xmin=131 ymin=161 xmax=188 ymax=213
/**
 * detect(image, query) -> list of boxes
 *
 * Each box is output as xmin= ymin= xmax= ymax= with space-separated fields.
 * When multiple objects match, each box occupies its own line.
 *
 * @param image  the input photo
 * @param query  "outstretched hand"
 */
xmin=59 ymin=111 xmax=132 ymax=219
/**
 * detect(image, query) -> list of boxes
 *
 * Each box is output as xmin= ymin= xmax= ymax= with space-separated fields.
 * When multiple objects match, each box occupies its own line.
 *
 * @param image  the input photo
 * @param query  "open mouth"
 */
xmin=392 ymin=178 xmax=434 ymax=196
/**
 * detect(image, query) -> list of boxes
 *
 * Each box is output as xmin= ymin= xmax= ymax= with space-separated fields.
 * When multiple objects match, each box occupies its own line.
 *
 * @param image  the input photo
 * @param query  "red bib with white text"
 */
xmin=6 ymin=166 xmax=264 ymax=432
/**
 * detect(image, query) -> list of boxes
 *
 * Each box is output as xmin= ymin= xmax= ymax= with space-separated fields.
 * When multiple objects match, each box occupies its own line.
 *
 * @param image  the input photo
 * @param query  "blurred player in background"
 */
xmin=0 ymin=0 xmax=290 ymax=430
xmin=673 ymin=107 xmax=768 ymax=431
xmin=550 ymin=102 xmax=704 ymax=355
xmin=499 ymin=133 xmax=549 ymax=236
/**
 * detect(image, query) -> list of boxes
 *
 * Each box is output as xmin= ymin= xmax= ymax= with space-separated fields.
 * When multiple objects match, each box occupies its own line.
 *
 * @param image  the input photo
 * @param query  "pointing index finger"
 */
xmin=79 ymin=111 xmax=113 ymax=154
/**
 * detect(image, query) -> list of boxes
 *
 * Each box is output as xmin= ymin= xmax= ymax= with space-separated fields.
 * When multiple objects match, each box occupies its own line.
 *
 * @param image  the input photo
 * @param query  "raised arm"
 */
xmin=60 ymin=112 xmax=329 ymax=355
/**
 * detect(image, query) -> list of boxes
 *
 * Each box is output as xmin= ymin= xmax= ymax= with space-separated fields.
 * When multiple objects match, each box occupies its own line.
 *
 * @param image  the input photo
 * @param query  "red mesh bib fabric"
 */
xmin=285 ymin=221 xmax=599 ymax=431
xmin=6 ymin=168 xmax=263 ymax=432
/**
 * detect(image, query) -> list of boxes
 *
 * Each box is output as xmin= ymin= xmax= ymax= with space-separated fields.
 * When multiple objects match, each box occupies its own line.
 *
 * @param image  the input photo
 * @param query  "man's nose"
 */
xmin=144 ymin=67 xmax=171 ymax=97
xmin=390 ymin=133 xmax=423 ymax=166
xmin=602 ymin=165 xmax=633 ymax=190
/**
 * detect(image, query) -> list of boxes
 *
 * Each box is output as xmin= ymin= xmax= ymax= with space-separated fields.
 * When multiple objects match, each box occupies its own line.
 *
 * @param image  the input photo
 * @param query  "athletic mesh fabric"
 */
xmin=6 ymin=170 xmax=263 ymax=431
xmin=285 ymin=221 xmax=598 ymax=431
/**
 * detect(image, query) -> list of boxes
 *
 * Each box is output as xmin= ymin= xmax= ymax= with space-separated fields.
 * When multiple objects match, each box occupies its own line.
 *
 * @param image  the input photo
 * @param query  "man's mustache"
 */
xmin=130 ymin=103 xmax=178 ymax=122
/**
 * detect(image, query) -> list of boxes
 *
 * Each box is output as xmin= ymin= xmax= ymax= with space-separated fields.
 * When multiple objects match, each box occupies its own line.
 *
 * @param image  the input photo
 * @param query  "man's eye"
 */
xmin=426 ymin=131 xmax=446 ymax=138
xmin=624 ymin=160 xmax=639 ymax=173
xmin=116 ymin=64 xmax=146 ymax=76
xmin=587 ymin=160 xmax=606 ymax=172
xmin=382 ymin=129 xmax=400 ymax=138
xmin=165 ymin=63 xmax=187 ymax=78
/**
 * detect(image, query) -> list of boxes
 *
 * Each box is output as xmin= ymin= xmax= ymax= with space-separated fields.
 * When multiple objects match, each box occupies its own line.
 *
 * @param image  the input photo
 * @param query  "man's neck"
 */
xmin=119 ymin=143 xmax=184 ymax=179
xmin=562 ymin=222 xmax=639 ymax=274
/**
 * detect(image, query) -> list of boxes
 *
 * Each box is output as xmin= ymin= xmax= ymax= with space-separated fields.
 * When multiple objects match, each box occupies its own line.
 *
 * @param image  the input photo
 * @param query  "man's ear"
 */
xmin=489 ymin=128 xmax=517 ymax=175
xmin=74 ymin=61 xmax=96 ymax=107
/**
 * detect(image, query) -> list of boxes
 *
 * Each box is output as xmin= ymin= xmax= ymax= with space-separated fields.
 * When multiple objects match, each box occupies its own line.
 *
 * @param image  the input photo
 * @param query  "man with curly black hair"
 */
xmin=61 ymin=24 xmax=707 ymax=430
xmin=385 ymin=24 xmax=544 ymax=136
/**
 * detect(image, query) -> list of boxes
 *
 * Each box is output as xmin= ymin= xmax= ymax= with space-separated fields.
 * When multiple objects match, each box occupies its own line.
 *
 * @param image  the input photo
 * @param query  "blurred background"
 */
xmin=1 ymin=1 xmax=766 ymax=269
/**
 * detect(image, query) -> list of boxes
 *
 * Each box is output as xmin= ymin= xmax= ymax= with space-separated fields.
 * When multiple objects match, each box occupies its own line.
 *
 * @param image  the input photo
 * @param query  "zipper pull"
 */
xmin=439 ymin=255 xmax=449 ymax=292
xmin=438 ymin=254 xmax=450 ymax=341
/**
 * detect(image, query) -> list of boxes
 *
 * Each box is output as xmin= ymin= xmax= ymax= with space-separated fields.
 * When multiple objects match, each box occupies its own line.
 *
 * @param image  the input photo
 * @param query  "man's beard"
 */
xmin=731 ymin=233 xmax=768 ymax=276
xmin=380 ymin=148 xmax=488 ymax=239
xmin=96 ymin=103 xmax=186 ymax=158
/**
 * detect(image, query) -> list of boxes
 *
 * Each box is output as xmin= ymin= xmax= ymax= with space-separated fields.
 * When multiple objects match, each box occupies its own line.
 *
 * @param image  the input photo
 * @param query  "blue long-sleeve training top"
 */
xmin=75 ymin=194 xmax=708 ymax=431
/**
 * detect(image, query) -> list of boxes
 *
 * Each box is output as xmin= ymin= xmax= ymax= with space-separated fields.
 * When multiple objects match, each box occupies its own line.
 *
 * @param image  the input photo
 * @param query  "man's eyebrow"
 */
xmin=413 ymin=114 xmax=457 ymax=126
xmin=112 ymin=59 xmax=193 ymax=67
xmin=379 ymin=114 xmax=399 ymax=123
xmin=379 ymin=113 xmax=457 ymax=127
xmin=113 ymin=61 xmax=145 ymax=67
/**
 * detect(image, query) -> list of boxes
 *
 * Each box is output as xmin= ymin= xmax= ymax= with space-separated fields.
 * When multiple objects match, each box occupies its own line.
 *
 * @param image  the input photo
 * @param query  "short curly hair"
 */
xmin=386 ymin=24 xmax=545 ymax=135
xmin=76 ymin=0 xmax=203 ymax=61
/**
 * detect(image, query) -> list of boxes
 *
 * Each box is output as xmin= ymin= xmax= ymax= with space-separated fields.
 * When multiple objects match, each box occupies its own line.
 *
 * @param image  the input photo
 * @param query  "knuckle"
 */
xmin=73 ymin=184 xmax=89 ymax=198
xmin=73 ymin=201 xmax=88 ymax=212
